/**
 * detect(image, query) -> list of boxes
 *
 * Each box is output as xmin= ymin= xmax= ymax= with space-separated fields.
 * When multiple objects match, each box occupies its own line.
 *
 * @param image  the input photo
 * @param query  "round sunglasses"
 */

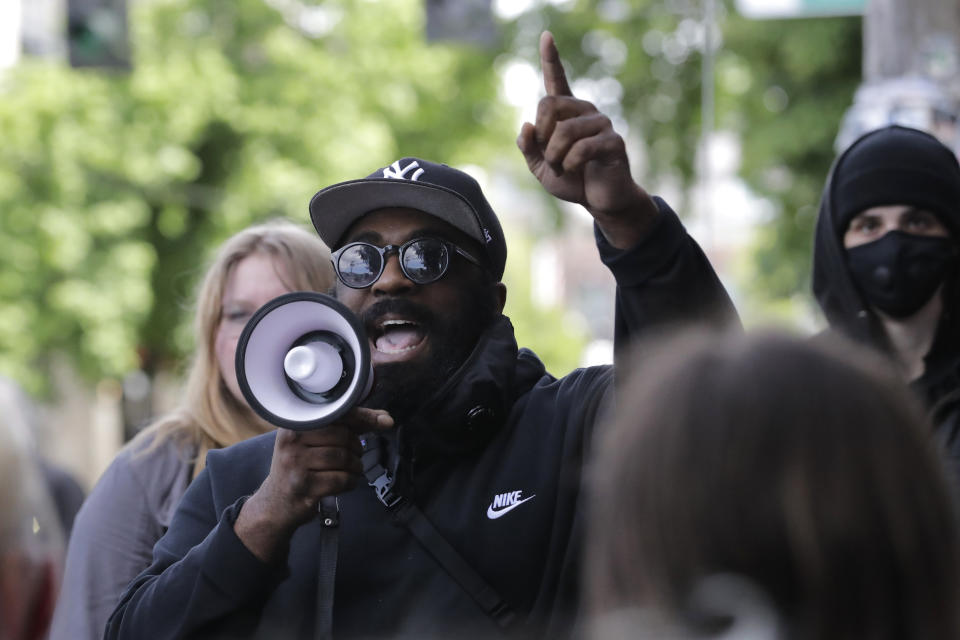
xmin=331 ymin=236 xmax=483 ymax=289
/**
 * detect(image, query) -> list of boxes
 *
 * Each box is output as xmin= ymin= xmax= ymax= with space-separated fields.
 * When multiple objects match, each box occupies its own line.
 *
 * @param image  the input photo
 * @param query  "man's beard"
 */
xmin=361 ymin=290 xmax=497 ymax=422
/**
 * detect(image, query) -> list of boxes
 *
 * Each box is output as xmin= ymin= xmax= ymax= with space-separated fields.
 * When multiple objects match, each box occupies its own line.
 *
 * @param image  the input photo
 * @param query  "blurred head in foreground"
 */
xmin=0 ymin=414 xmax=62 ymax=640
xmin=585 ymin=330 xmax=960 ymax=640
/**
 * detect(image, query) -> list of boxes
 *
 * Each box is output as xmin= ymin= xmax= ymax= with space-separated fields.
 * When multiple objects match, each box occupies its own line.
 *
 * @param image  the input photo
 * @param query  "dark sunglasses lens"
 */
xmin=403 ymin=239 xmax=449 ymax=284
xmin=338 ymin=244 xmax=381 ymax=287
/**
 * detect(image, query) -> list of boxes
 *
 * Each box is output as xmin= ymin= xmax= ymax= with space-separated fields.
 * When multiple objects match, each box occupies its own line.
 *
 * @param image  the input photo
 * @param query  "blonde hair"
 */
xmin=135 ymin=219 xmax=334 ymax=475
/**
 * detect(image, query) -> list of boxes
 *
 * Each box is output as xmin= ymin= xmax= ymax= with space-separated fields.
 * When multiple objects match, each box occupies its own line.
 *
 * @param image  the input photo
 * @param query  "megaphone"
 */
xmin=235 ymin=292 xmax=373 ymax=431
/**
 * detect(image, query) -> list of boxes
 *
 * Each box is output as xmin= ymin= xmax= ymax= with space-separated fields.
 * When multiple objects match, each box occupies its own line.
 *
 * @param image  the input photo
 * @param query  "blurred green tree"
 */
xmin=722 ymin=14 xmax=861 ymax=315
xmin=0 ymin=0 xmax=863 ymax=394
xmin=0 ymin=0 xmax=597 ymax=392
xmin=502 ymin=1 xmax=861 ymax=321
xmin=502 ymin=230 xmax=590 ymax=376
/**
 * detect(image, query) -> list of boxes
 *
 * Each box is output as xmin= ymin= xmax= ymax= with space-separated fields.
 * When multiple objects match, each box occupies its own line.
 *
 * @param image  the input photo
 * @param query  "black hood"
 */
xmin=812 ymin=125 xmax=960 ymax=367
xmin=812 ymin=147 xmax=884 ymax=347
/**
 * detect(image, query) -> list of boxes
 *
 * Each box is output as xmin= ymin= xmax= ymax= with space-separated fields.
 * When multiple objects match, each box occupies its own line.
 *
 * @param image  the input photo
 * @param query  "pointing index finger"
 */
xmin=540 ymin=31 xmax=572 ymax=97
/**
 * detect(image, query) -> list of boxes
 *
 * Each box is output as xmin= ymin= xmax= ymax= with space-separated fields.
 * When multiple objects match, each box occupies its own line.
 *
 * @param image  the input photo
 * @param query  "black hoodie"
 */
xmin=105 ymin=198 xmax=738 ymax=640
xmin=812 ymin=125 xmax=960 ymax=484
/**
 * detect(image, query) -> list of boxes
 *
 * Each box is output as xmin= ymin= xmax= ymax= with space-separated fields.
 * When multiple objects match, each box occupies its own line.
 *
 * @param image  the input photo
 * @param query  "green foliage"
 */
xmin=0 ymin=0 xmax=520 ymax=390
xmin=0 ymin=0 xmax=864 ymax=392
xmin=503 ymin=0 xmax=861 ymax=319
xmin=502 ymin=229 xmax=590 ymax=377
xmin=721 ymin=12 xmax=861 ymax=303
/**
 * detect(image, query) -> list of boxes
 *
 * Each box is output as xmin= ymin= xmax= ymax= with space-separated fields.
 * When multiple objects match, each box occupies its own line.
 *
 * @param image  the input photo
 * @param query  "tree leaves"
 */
xmin=0 ymin=0 xmax=862 ymax=391
xmin=0 ymin=0 xmax=514 ymax=390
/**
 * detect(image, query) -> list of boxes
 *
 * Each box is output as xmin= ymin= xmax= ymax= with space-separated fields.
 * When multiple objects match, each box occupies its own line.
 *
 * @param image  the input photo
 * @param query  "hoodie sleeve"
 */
xmin=103 ymin=466 xmax=278 ymax=640
xmin=596 ymin=196 xmax=740 ymax=355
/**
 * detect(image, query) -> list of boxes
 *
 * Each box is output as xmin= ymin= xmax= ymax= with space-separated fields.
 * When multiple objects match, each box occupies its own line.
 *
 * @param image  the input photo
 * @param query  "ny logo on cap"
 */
xmin=382 ymin=160 xmax=424 ymax=181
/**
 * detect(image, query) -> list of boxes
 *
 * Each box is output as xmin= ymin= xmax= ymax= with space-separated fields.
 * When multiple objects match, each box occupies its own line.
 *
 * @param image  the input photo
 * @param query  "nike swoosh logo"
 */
xmin=486 ymin=494 xmax=536 ymax=520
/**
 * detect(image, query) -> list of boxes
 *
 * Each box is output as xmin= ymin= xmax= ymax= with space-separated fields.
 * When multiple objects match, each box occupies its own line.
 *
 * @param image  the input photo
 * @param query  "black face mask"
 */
xmin=846 ymin=231 xmax=957 ymax=318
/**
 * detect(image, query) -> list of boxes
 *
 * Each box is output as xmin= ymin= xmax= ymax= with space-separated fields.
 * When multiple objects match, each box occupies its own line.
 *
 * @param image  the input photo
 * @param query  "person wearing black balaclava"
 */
xmin=813 ymin=124 xmax=960 ymax=485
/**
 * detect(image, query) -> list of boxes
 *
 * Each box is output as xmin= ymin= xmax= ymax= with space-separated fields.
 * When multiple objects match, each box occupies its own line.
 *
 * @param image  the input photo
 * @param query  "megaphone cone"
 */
xmin=235 ymin=292 xmax=373 ymax=431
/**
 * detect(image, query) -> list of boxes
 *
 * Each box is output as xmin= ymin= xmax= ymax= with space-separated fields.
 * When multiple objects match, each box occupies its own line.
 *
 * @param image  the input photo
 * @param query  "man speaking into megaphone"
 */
xmin=107 ymin=32 xmax=738 ymax=640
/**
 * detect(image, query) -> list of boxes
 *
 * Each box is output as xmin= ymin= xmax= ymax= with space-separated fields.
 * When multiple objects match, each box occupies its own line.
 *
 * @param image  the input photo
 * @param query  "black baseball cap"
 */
xmin=309 ymin=157 xmax=507 ymax=281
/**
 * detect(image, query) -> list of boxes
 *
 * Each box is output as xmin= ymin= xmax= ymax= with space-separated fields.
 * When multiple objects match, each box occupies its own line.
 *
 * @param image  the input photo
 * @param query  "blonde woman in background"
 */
xmin=50 ymin=220 xmax=334 ymax=640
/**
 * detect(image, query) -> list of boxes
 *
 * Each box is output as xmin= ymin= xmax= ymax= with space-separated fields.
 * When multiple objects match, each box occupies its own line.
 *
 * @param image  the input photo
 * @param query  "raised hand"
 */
xmin=517 ymin=31 xmax=658 ymax=248
xmin=234 ymin=407 xmax=393 ymax=562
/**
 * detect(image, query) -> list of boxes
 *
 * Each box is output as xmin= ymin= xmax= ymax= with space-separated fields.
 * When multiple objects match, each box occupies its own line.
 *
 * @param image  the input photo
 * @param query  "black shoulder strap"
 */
xmin=315 ymin=495 xmax=339 ymax=640
xmin=361 ymin=439 xmax=517 ymax=631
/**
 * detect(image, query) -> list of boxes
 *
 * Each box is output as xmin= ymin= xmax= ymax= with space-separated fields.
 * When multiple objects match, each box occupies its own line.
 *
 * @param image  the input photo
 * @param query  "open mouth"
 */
xmin=372 ymin=318 xmax=427 ymax=355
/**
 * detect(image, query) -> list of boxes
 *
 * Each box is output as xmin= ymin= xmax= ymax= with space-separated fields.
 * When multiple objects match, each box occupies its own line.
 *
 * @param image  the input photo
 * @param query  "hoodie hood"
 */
xmin=399 ymin=314 xmax=547 ymax=461
xmin=813 ymin=125 xmax=960 ymax=350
